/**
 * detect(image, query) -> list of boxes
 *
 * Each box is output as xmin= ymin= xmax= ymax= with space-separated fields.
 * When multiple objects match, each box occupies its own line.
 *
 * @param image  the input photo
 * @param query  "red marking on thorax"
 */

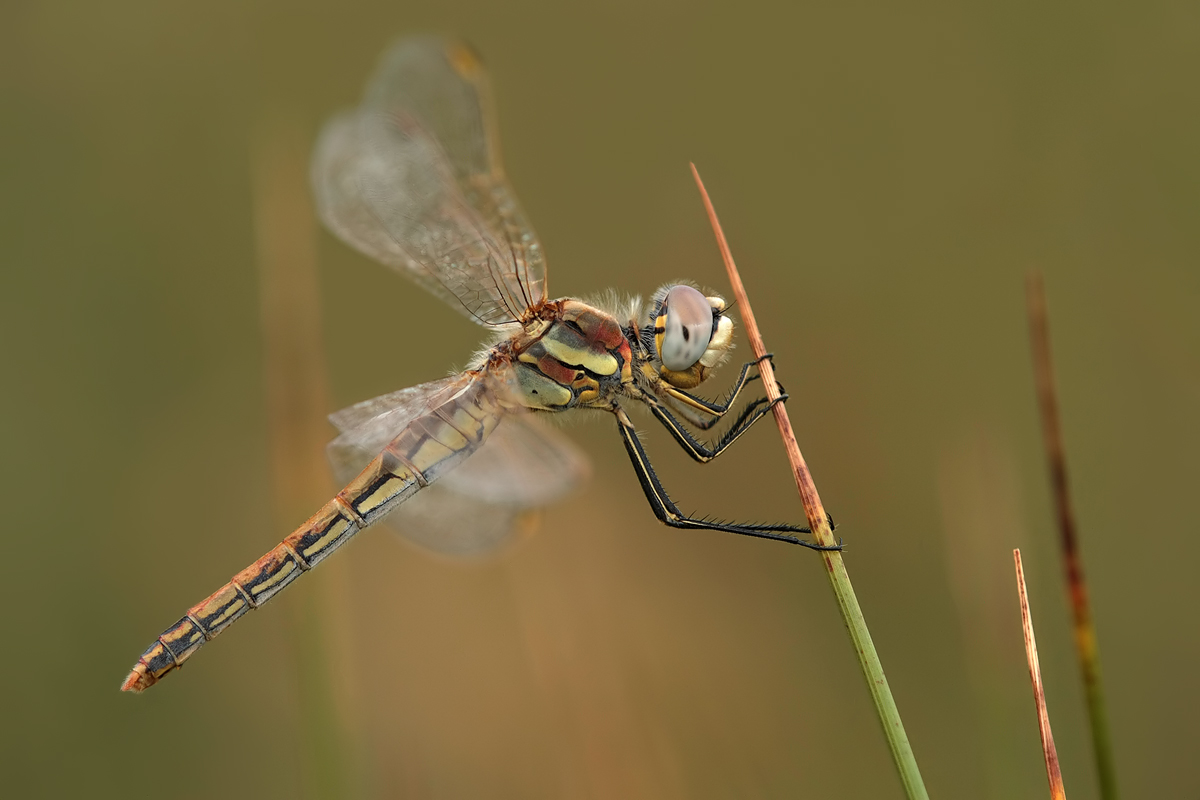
xmin=563 ymin=303 xmax=628 ymax=350
xmin=538 ymin=355 xmax=579 ymax=385
xmin=587 ymin=313 xmax=625 ymax=349
xmin=614 ymin=339 xmax=633 ymax=379
xmin=558 ymin=300 xmax=635 ymax=381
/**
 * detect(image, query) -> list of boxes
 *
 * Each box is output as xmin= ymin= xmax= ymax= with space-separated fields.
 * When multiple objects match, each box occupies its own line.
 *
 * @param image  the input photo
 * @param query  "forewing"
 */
xmin=312 ymin=37 xmax=546 ymax=326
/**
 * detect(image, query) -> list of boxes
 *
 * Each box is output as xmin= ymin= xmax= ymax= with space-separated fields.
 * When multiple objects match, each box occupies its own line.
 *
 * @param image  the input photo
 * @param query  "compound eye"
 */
xmin=659 ymin=285 xmax=714 ymax=371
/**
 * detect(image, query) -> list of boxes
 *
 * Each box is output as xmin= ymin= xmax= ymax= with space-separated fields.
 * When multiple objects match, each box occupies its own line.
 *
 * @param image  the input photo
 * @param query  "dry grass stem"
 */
xmin=253 ymin=115 xmax=364 ymax=799
xmin=690 ymin=164 xmax=928 ymax=800
xmin=1026 ymin=273 xmax=1119 ymax=799
xmin=1014 ymin=549 xmax=1068 ymax=800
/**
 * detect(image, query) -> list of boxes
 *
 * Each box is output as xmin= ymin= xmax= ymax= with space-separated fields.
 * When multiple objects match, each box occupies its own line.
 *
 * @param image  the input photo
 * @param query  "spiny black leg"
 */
xmin=646 ymin=392 xmax=785 ymax=464
xmin=647 ymin=392 xmax=838 ymax=531
xmin=611 ymin=406 xmax=842 ymax=551
xmin=642 ymin=398 xmax=837 ymax=530
xmin=663 ymin=353 xmax=777 ymax=428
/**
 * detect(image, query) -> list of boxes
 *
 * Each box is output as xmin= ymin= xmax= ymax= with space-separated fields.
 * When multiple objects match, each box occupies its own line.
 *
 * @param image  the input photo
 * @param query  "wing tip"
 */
xmin=445 ymin=41 xmax=484 ymax=79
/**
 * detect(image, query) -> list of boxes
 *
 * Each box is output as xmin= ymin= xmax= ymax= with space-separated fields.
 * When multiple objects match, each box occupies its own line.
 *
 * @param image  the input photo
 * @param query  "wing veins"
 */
xmin=389 ymin=110 xmax=528 ymax=323
xmin=358 ymin=174 xmax=500 ymax=328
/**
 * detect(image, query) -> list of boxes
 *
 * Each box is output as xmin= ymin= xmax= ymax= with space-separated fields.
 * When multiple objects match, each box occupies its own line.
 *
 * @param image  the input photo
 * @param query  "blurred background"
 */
xmin=2 ymin=1 xmax=1197 ymax=797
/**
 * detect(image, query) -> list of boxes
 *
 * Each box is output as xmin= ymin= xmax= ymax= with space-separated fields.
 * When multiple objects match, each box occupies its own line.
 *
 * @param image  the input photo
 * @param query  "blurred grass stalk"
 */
xmin=691 ymin=165 xmax=929 ymax=800
xmin=1026 ymin=274 xmax=1119 ymax=800
xmin=937 ymin=431 xmax=1033 ymax=798
xmin=253 ymin=115 xmax=366 ymax=800
xmin=1013 ymin=549 xmax=1068 ymax=800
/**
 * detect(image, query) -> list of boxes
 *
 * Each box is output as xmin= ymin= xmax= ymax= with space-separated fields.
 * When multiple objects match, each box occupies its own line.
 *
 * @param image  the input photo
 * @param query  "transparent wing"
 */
xmin=381 ymin=416 xmax=590 ymax=558
xmin=312 ymin=36 xmax=547 ymax=327
xmin=327 ymin=375 xmax=466 ymax=451
xmin=329 ymin=383 xmax=589 ymax=558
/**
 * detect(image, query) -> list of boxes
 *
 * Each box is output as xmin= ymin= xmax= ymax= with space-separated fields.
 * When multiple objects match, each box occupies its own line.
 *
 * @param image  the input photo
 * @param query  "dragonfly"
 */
xmin=122 ymin=36 xmax=839 ymax=693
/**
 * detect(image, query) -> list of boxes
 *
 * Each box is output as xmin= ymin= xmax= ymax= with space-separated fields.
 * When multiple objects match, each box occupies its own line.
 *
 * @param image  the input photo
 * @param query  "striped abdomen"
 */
xmin=122 ymin=376 xmax=504 ymax=692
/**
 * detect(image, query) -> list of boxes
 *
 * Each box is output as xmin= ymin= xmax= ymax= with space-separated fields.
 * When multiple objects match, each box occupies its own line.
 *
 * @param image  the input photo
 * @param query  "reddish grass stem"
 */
xmin=1014 ymin=549 xmax=1068 ymax=800
xmin=1026 ymin=273 xmax=1119 ymax=800
xmin=691 ymin=164 xmax=928 ymax=800
xmin=253 ymin=115 xmax=362 ymax=799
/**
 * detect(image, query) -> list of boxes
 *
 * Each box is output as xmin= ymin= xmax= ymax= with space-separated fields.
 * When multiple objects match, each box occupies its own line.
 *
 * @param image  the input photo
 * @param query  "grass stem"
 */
xmin=691 ymin=164 xmax=929 ymax=800
xmin=1026 ymin=273 xmax=1119 ymax=800
xmin=254 ymin=114 xmax=364 ymax=800
xmin=1014 ymin=549 xmax=1068 ymax=800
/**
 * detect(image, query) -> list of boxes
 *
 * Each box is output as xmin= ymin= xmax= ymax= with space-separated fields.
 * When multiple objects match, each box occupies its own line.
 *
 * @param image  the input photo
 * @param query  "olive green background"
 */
xmin=2 ymin=1 xmax=1197 ymax=798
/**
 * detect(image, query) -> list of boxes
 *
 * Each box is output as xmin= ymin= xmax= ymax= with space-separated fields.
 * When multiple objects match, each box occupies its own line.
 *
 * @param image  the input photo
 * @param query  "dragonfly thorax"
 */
xmin=510 ymin=299 xmax=634 ymax=411
xmin=505 ymin=284 xmax=735 ymax=417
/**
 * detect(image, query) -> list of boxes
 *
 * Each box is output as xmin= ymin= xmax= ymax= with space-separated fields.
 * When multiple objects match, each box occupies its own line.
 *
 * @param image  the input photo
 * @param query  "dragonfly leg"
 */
xmin=611 ymin=405 xmax=841 ymax=551
xmin=662 ymin=353 xmax=777 ymax=430
xmin=645 ymin=390 xmax=783 ymax=464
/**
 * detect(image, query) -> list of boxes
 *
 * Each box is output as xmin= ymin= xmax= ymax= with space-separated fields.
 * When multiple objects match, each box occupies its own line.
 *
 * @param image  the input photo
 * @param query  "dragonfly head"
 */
xmin=647 ymin=283 xmax=734 ymax=389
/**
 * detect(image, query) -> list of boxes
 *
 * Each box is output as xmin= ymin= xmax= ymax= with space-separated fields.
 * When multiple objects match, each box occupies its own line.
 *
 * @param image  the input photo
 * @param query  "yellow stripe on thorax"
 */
xmin=541 ymin=326 xmax=619 ymax=376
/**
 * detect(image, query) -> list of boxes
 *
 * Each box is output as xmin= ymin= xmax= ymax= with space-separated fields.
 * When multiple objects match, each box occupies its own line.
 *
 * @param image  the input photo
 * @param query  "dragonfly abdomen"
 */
xmin=121 ymin=497 xmax=363 ymax=692
xmin=122 ymin=376 xmax=506 ymax=692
